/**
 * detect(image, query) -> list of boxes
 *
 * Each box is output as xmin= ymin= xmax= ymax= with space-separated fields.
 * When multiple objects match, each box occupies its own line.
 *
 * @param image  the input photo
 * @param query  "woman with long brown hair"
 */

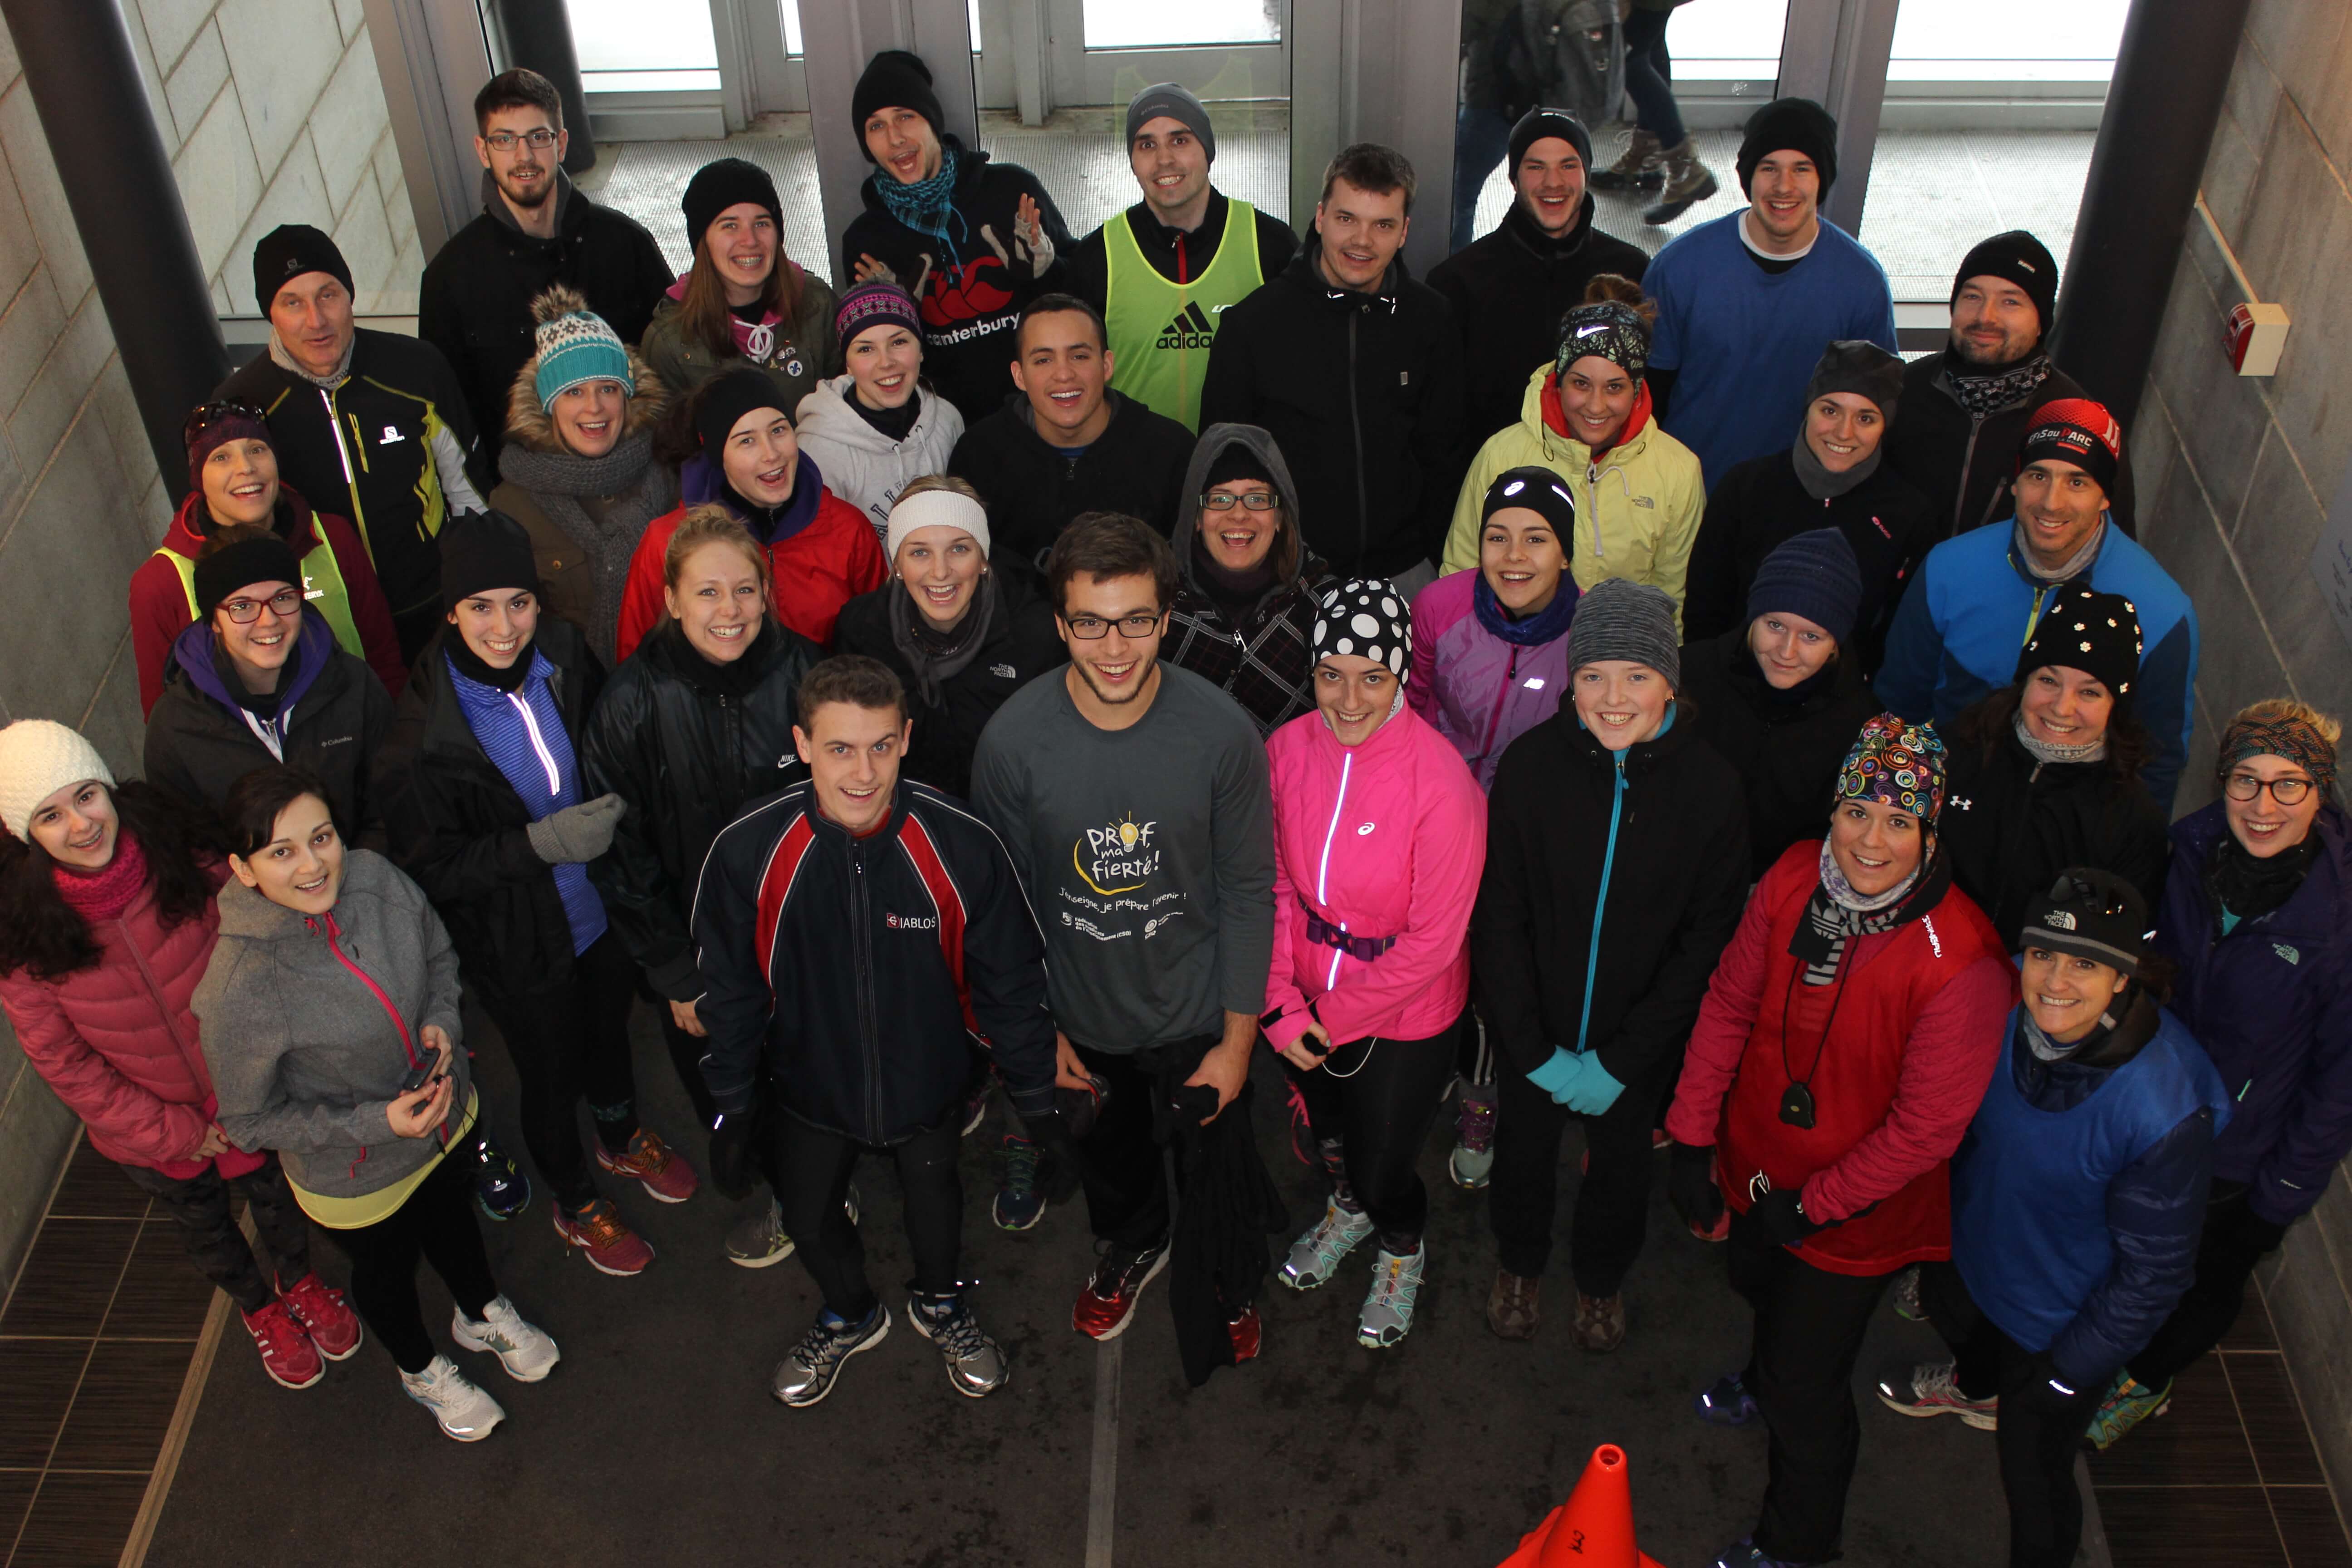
xmin=642 ymin=158 xmax=837 ymax=412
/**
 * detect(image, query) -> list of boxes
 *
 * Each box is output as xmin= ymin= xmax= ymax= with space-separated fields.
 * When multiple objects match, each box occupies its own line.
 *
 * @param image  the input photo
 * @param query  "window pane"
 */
xmin=563 ymin=0 xmax=718 ymax=72
xmin=1888 ymin=1 xmax=2128 ymax=80
xmin=1082 ymin=0 xmax=1279 ymax=50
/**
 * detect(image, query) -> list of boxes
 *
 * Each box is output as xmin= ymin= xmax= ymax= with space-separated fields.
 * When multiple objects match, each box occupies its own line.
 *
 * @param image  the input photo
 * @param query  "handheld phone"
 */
xmin=398 ymin=1054 xmax=444 ymax=1095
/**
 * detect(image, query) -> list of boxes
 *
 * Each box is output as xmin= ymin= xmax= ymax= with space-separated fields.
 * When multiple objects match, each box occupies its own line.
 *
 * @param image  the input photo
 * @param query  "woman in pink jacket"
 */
xmin=0 ymin=720 xmax=359 ymax=1389
xmin=1264 ymin=582 xmax=1487 ymax=1349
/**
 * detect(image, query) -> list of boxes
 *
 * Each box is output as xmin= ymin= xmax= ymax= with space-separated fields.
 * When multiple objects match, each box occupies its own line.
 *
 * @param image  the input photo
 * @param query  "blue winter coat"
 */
xmin=2156 ymin=802 xmax=2352 ymax=1226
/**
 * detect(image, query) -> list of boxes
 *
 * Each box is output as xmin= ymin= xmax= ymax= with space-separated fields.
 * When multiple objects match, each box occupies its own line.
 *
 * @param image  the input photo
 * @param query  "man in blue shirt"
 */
xmin=1641 ymin=98 xmax=1898 ymax=492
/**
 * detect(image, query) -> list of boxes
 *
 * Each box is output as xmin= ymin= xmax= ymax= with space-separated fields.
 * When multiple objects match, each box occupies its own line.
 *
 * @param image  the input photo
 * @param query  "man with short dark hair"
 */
xmin=1200 ymin=144 xmax=1466 ymax=595
xmin=1884 ymin=230 xmax=2135 ymax=540
xmin=970 ymin=514 xmax=1279 ymax=1381
xmin=1428 ymin=108 xmax=1650 ymax=447
xmin=1062 ymin=82 xmax=1298 ymax=432
xmin=946 ymin=295 xmax=1195 ymax=571
xmin=418 ymin=68 xmax=672 ymax=475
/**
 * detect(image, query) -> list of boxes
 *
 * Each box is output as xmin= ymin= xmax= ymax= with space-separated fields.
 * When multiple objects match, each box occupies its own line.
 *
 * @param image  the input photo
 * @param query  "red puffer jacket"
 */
xmin=0 ymin=863 xmax=258 ymax=1178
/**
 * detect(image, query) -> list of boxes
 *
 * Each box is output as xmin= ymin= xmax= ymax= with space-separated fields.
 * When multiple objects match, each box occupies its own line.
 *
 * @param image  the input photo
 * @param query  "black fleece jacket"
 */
xmin=1883 ymin=347 xmax=2137 ymax=544
xmin=946 ymin=389 xmax=1195 ymax=572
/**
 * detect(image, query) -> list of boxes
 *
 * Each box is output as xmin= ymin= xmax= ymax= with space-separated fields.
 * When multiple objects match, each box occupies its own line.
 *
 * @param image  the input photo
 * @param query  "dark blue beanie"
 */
xmin=1746 ymin=528 xmax=1862 ymax=648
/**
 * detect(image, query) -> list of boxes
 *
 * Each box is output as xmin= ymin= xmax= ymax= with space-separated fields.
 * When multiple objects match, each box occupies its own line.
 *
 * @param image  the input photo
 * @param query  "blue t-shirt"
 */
xmin=1644 ymin=212 xmax=1898 ymax=492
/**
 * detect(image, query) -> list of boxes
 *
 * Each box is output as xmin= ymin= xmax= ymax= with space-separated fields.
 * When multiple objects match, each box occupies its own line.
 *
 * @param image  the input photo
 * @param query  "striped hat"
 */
xmin=533 ymin=307 xmax=633 ymax=409
xmin=836 ymin=282 xmax=923 ymax=350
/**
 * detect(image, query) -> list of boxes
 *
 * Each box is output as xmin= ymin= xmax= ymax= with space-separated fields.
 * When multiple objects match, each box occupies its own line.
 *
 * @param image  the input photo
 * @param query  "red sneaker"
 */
xmin=276 ymin=1272 xmax=362 ymax=1360
xmin=596 ymin=1128 xmax=700 ymax=1204
xmin=553 ymin=1199 xmax=656 ymax=1276
xmin=1227 ymin=1304 xmax=1263 ymax=1363
xmin=243 ymin=1299 xmax=323 ymax=1389
xmin=1072 ymin=1243 xmax=1168 ymax=1341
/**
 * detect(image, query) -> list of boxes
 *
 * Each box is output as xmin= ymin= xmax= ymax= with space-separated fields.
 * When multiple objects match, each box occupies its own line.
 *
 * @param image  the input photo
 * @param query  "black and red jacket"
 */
xmin=690 ymin=777 xmax=1057 ymax=1144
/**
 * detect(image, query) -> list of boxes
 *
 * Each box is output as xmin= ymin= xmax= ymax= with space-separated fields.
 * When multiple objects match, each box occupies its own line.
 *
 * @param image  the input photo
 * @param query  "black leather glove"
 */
xmin=707 ymin=1110 xmax=755 ymax=1201
xmin=1743 ymin=1186 xmax=1823 ymax=1247
xmin=1668 ymin=1141 xmax=1725 ymax=1234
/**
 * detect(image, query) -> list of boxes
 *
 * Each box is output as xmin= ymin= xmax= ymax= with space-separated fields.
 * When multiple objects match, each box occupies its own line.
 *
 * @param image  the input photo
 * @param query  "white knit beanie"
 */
xmin=886 ymin=487 xmax=991 ymax=563
xmin=0 ymin=720 xmax=114 ymax=841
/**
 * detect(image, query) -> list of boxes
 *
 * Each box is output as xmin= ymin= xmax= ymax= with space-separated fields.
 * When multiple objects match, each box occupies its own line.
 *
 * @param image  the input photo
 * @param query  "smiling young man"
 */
xmin=969 ymin=514 xmax=1279 ymax=1375
xmin=1199 ymin=144 xmax=1466 ymax=594
xmin=1063 ymin=83 xmax=1298 ymax=433
xmin=418 ymin=69 xmax=671 ymax=481
xmin=1877 ymin=398 xmax=2198 ymax=809
xmin=946 ymin=295 xmax=1195 ymax=570
xmin=1640 ymin=98 xmax=1898 ymax=492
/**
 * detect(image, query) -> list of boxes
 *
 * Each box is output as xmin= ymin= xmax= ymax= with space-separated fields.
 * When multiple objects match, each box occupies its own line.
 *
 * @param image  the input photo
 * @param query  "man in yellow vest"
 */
xmin=1064 ymin=83 xmax=1296 ymax=432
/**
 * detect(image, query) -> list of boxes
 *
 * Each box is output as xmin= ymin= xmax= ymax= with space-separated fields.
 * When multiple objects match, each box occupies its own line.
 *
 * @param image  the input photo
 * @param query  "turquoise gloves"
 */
xmin=1523 ymin=1049 xmax=1628 ymax=1115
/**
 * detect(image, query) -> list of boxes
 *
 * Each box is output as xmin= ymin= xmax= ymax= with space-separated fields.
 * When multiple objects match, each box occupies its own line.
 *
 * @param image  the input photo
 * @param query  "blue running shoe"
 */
xmin=1695 ymin=1372 xmax=1762 ymax=1427
xmin=471 ymin=1133 xmax=531 ymax=1221
xmin=992 ymin=1135 xmax=1047 ymax=1231
xmin=1713 ymin=1539 xmax=1817 ymax=1568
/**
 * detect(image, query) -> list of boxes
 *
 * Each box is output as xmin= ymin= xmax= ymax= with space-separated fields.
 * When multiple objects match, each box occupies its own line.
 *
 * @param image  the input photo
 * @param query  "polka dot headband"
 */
xmin=1835 ymin=712 xmax=1947 ymax=824
xmin=1311 ymin=579 xmax=1411 ymax=679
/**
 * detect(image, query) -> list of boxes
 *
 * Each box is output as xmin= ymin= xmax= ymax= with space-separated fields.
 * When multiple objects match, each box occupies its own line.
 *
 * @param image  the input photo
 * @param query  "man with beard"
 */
xmin=1884 ymin=231 xmax=2135 ymax=541
xmin=419 ymin=69 xmax=672 ymax=476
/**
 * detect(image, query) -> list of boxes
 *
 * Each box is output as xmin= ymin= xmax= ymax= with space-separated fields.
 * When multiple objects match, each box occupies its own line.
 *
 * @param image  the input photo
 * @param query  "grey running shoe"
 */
xmin=773 ymin=1303 xmax=892 ymax=1407
xmin=450 ymin=1295 xmax=560 ymax=1382
xmin=1356 ymin=1245 xmax=1426 ymax=1349
xmin=910 ymin=1293 xmax=1010 ymax=1398
xmin=1280 ymin=1200 xmax=1375 ymax=1291
xmin=1877 ymin=1359 xmax=1998 ymax=1430
xmin=725 ymin=1195 xmax=795 ymax=1269
xmin=400 ymin=1354 xmax=505 ymax=1441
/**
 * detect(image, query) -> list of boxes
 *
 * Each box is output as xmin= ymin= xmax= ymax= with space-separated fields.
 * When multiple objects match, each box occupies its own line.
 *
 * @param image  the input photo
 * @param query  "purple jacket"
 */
xmin=1406 ymin=568 xmax=1574 ymax=793
xmin=2155 ymin=802 xmax=2352 ymax=1225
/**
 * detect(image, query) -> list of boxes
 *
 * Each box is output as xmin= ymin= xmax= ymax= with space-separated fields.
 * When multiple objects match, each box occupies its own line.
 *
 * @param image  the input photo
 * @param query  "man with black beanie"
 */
xmin=1641 ymin=96 xmax=1897 ymax=493
xmin=1885 ymin=229 xmax=2136 ymax=540
xmin=1429 ymin=107 xmax=1651 ymax=448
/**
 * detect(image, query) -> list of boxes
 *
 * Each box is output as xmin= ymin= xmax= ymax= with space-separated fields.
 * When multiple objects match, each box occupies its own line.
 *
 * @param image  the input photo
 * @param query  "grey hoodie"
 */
xmin=196 ymin=848 xmax=470 ymax=1202
xmin=793 ymin=373 xmax=966 ymax=543
xmin=1173 ymin=422 xmax=1308 ymax=589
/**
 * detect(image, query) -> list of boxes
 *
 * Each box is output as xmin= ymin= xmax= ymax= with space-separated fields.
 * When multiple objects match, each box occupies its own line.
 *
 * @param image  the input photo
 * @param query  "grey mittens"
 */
xmin=527 ymin=793 xmax=626 ymax=865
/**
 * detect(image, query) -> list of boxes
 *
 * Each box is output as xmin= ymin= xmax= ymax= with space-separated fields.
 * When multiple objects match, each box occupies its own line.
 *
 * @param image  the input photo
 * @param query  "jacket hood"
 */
xmin=1532 ymin=365 xmax=1654 ymax=455
xmin=1176 ymin=422 xmax=1308 ymax=588
xmin=504 ymin=285 xmax=671 ymax=454
xmin=167 ymin=608 xmax=338 ymax=720
xmin=212 ymin=846 xmax=401 ymax=944
xmin=794 ymin=373 xmax=946 ymax=455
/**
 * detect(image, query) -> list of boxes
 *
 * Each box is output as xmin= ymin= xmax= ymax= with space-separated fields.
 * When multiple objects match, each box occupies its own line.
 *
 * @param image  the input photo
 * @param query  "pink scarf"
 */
xmin=52 ymin=829 xmax=149 ymax=923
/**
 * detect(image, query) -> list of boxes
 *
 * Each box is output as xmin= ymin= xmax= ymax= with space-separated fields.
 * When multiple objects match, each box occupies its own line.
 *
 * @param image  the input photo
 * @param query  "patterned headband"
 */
xmin=1555 ymin=301 xmax=1650 ymax=381
xmin=2218 ymin=715 xmax=2337 ymax=799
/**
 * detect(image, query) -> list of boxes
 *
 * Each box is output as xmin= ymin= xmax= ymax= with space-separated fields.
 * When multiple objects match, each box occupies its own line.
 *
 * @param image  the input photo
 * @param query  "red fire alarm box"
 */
xmin=2227 ymin=301 xmax=2290 ymax=377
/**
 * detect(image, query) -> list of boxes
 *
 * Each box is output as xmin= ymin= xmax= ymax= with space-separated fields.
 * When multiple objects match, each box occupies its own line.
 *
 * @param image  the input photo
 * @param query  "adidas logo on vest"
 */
xmin=1156 ymin=302 xmax=1218 ymax=351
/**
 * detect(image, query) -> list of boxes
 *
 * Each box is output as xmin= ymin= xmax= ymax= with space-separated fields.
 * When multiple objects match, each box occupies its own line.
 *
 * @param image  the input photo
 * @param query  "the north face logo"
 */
xmin=1155 ymin=302 xmax=1217 ymax=351
xmin=2275 ymin=943 xmax=2301 ymax=965
xmin=2043 ymin=911 xmax=2078 ymax=931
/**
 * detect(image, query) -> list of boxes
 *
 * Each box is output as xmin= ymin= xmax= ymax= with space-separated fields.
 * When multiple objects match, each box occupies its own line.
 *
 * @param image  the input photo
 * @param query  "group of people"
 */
xmin=0 ymin=54 xmax=2342 ymax=1568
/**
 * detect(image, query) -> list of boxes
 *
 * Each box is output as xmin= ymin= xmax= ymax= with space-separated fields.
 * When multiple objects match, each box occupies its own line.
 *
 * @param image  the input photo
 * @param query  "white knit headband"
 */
xmin=885 ymin=488 xmax=991 ymax=562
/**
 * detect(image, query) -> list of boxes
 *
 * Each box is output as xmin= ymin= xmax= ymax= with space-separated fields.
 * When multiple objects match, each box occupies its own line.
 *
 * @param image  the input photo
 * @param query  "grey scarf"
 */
xmin=268 ymin=327 xmax=354 ymax=390
xmin=2011 ymin=706 xmax=2105 ymax=768
xmin=496 ymin=430 xmax=675 ymax=665
xmin=1792 ymin=421 xmax=1882 ymax=501
xmin=888 ymin=570 xmax=999 ymax=707
xmin=2014 ymin=517 xmax=2104 ymax=584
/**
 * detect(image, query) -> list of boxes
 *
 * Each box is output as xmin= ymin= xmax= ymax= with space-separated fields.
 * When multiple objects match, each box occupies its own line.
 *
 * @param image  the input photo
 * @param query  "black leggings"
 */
xmin=1284 ymin=1017 xmax=1460 ymax=1251
xmin=773 ymin=1110 xmax=963 ymax=1321
xmin=325 ymin=1147 xmax=500 ymax=1374
xmin=1490 ymin=1053 xmax=1670 ymax=1291
xmin=480 ymin=930 xmax=639 ymax=1211
xmin=121 ymin=1153 xmax=314 ymax=1314
xmin=2128 ymin=1183 xmax=2288 ymax=1387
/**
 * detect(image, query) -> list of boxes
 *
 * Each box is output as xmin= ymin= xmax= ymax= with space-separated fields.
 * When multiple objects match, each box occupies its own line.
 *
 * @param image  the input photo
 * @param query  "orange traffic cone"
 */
xmin=1496 ymin=1443 xmax=1667 ymax=1568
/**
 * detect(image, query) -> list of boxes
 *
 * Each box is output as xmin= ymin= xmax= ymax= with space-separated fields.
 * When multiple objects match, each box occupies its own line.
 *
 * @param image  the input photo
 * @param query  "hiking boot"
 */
xmin=2084 ymin=1372 xmax=2172 ymax=1450
xmin=773 ymin=1303 xmax=891 ymax=1407
xmin=910 ymin=1292 xmax=1010 ymax=1398
xmin=1450 ymin=1088 xmax=1497 ymax=1190
xmin=1487 ymin=1268 xmax=1540 ymax=1340
xmin=725 ymin=1194 xmax=795 ymax=1268
xmin=451 ymin=1295 xmax=561 ymax=1382
xmin=401 ymin=1354 xmax=505 ymax=1441
xmin=1695 ymin=1372 xmax=1762 ymax=1427
xmin=1571 ymin=1291 xmax=1627 ymax=1353
xmin=275 ymin=1272 xmax=361 ymax=1360
xmin=992 ymin=1134 xmax=1047 ymax=1231
xmin=1644 ymin=137 xmax=1722 ymax=225
xmin=1357 ymin=1245 xmax=1426 ymax=1349
xmin=1712 ymin=1539 xmax=1819 ymax=1568
xmin=1592 ymin=126 xmax=1667 ymax=191
xmin=1891 ymin=1265 xmax=1926 ymax=1322
xmin=471 ymin=1133 xmax=531 ymax=1221
xmin=554 ymin=1198 xmax=655 ymax=1276
xmin=242 ymin=1298 xmax=323 ymax=1389
xmin=1073 ymin=1240 xmax=1169 ymax=1341
xmin=1228 ymin=1304 xmax=1264 ymax=1362
xmin=1280 ymin=1199 xmax=1376 ymax=1291
xmin=1877 ymin=1360 xmax=1998 ymax=1430
xmin=595 ymin=1127 xmax=699 ymax=1204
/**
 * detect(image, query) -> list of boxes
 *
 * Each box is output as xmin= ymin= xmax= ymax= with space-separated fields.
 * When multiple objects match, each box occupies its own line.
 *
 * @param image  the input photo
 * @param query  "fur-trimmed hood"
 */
xmin=505 ymin=284 xmax=670 ymax=454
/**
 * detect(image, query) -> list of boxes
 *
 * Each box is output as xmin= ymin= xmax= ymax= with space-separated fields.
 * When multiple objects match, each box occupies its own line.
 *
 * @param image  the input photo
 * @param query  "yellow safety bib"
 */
xmin=156 ymin=531 xmax=366 ymax=660
xmin=1104 ymin=200 xmax=1264 ymax=432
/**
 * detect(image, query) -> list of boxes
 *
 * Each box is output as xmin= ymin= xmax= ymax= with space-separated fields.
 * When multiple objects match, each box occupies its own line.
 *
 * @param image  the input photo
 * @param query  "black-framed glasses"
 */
xmin=1199 ymin=492 xmax=1279 ymax=511
xmin=2225 ymin=771 xmax=2314 ymax=806
xmin=220 ymin=588 xmax=304 ymax=624
xmin=484 ymin=128 xmax=559 ymax=151
xmin=1063 ymin=612 xmax=1163 ymax=640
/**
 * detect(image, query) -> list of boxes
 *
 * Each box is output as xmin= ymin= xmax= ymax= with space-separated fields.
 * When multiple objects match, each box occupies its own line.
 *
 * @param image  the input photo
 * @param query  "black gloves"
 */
xmin=708 ymin=1110 xmax=755 ymax=1201
xmin=1669 ymin=1142 xmax=1725 ymax=1234
xmin=1742 ymin=1186 xmax=1823 ymax=1247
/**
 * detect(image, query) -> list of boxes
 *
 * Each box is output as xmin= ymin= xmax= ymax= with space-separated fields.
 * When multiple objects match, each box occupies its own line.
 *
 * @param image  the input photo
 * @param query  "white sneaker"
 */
xmin=400 ymin=1354 xmax=505 ymax=1441
xmin=452 ymin=1295 xmax=561 ymax=1382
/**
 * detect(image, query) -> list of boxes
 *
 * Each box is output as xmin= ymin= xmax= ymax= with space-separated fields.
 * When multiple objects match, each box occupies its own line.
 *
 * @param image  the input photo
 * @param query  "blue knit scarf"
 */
xmin=874 ymin=144 xmax=967 ymax=263
xmin=1472 ymin=572 xmax=1578 ymax=647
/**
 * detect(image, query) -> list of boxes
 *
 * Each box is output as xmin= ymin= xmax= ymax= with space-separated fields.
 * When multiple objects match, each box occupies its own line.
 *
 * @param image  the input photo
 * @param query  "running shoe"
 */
xmin=275 ymin=1272 xmax=361 ymax=1360
xmin=1891 ymin=1265 xmax=1926 ymax=1322
xmin=1694 ymin=1372 xmax=1761 ymax=1427
xmin=2084 ymin=1372 xmax=2172 ymax=1450
xmin=992 ymin=1134 xmax=1047 ymax=1231
xmin=1073 ymin=1240 xmax=1169 ymax=1341
xmin=595 ymin=1127 xmax=699 ymax=1204
xmin=554 ymin=1198 xmax=654 ymax=1276
xmin=471 ymin=1133 xmax=531 ymax=1221
xmin=242 ymin=1298 xmax=322 ymax=1389
xmin=1279 ymin=1199 xmax=1375 ymax=1291
xmin=401 ymin=1354 xmax=505 ymax=1441
xmin=1228 ymin=1304 xmax=1264 ymax=1362
xmin=1357 ymin=1245 xmax=1426 ymax=1349
xmin=909 ymin=1292 xmax=1010 ymax=1398
xmin=960 ymin=1078 xmax=991 ymax=1136
xmin=1450 ymin=1089 xmax=1497 ymax=1190
xmin=451 ymin=1295 xmax=561 ymax=1382
xmin=1876 ymin=1360 xmax=1998 ymax=1430
xmin=725 ymin=1195 xmax=795 ymax=1268
xmin=1571 ymin=1291 xmax=1627 ymax=1353
xmin=1711 ymin=1538 xmax=1818 ymax=1568
xmin=773 ymin=1303 xmax=890 ymax=1407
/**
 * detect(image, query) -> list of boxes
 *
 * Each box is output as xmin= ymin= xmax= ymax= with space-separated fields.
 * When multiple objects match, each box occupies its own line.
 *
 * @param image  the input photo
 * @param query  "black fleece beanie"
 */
xmin=852 ymin=50 xmax=945 ymax=160
xmin=251 ymin=224 xmax=353 ymax=312
xmin=1508 ymin=108 xmax=1593 ymax=172
xmin=1951 ymin=229 xmax=2059 ymax=335
xmin=695 ymin=367 xmax=791 ymax=456
xmin=1737 ymin=97 xmax=1838 ymax=197
xmin=439 ymin=510 xmax=541 ymax=611
xmin=681 ymin=158 xmax=784 ymax=251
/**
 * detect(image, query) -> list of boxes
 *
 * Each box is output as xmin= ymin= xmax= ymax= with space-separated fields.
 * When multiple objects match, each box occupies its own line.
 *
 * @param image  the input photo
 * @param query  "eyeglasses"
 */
xmin=1063 ymin=612 xmax=1163 ymax=640
xmin=2225 ymin=771 xmax=2315 ymax=806
xmin=220 ymin=588 xmax=304 ymax=624
xmin=484 ymin=128 xmax=559 ymax=152
xmin=1199 ymin=492 xmax=1279 ymax=512
xmin=183 ymin=400 xmax=267 ymax=446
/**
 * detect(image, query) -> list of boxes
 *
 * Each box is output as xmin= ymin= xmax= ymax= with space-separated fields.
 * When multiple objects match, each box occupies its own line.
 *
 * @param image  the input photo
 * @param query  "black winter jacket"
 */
xmin=418 ymin=172 xmax=673 ymax=480
xmin=947 ymin=390 xmax=1195 ymax=573
xmin=371 ymin=617 xmax=606 ymax=999
xmin=831 ymin=570 xmax=1068 ymax=798
xmin=1676 ymin=630 xmax=1881 ymax=879
xmin=691 ymin=778 xmax=1057 ymax=1144
xmin=578 ymin=617 xmax=819 ymax=999
xmin=1938 ymin=712 xmax=2171 ymax=949
xmin=1426 ymin=197 xmax=1651 ymax=451
xmin=1883 ymin=348 xmax=2136 ymax=544
xmin=1472 ymin=708 xmax=1749 ymax=1086
xmin=1682 ymin=447 xmax=1938 ymax=674
xmin=1198 ymin=245 xmax=1469 ymax=577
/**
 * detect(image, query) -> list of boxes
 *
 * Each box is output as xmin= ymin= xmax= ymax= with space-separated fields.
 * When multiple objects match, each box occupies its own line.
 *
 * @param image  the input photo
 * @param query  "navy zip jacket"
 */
xmin=690 ymin=778 xmax=1057 ymax=1145
xmin=2156 ymin=802 xmax=2352 ymax=1225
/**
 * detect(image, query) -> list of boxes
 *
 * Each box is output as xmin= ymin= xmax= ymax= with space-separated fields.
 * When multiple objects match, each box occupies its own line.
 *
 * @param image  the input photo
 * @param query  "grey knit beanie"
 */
xmin=1568 ymin=577 xmax=1680 ymax=688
